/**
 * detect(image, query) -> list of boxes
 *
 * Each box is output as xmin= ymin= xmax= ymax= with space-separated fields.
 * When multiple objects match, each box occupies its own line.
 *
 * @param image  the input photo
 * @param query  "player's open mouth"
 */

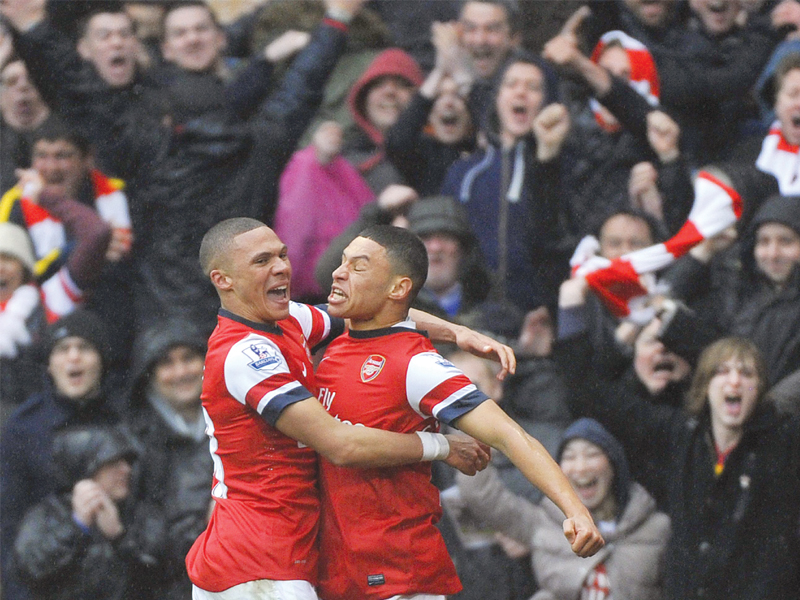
xmin=267 ymin=286 xmax=287 ymax=299
xmin=329 ymin=287 xmax=346 ymax=301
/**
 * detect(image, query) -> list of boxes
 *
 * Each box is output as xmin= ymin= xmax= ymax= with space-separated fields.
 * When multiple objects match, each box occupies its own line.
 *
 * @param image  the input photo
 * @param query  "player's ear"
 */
xmin=210 ymin=268 xmax=233 ymax=291
xmin=388 ymin=276 xmax=413 ymax=302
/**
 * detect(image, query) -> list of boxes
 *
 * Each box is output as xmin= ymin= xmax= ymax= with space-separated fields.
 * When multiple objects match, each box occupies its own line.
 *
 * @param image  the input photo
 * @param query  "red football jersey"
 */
xmin=315 ymin=323 xmax=489 ymax=600
xmin=186 ymin=304 xmax=343 ymax=592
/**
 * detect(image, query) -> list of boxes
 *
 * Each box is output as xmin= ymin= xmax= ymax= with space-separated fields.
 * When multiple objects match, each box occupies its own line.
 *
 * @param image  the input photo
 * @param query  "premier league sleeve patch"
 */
xmin=360 ymin=354 xmax=386 ymax=382
xmin=242 ymin=341 xmax=283 ymax=371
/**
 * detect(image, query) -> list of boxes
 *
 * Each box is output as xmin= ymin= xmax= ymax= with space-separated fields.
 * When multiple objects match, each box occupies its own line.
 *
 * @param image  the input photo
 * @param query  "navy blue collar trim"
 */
xmin=219 ymin=308 xmax=283 ymax=335
xmin=348 ymin=326 xmax=429 ymax=340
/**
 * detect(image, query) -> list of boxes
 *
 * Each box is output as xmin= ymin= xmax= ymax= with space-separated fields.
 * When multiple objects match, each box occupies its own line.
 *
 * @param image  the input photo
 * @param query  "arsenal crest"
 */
xmin=360 ymin=355 xmax=386 ymax=382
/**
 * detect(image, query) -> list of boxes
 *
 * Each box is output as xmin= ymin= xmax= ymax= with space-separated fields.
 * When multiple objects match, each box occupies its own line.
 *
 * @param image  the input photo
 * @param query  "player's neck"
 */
xmin=348 ymin=309 xmax=410 ymax=332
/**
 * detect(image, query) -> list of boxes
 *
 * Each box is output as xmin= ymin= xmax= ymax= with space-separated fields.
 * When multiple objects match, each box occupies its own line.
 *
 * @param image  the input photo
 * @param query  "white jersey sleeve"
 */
xmin=223 ymin=333 xmax=313 ymax=426
xmin=406 ymin=352 xmax=489 ymax=425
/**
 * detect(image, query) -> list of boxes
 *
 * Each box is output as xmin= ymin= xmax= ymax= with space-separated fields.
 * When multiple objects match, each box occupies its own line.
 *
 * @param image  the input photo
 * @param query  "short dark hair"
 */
xmin=162 ymin=1 xmax=221 ymax=36
xmin=594 ymin=207 xmax=665 ymax=244
xmin=460 ymin=0 xmax=520 ymax=34
xmin=32 ymin=119 xmax=92 ymax=157
xmin=199 ymin=217 xmax=265 ymax=276
xmin=358 ymin=225 xmax=428 ymax=304
xmin=77 ymin=6 xmax=134 ymax=40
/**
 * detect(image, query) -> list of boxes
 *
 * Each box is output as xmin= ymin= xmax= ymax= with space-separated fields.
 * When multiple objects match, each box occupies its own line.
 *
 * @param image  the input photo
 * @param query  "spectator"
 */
xmin=458 ymin=0 xmax=522 ymax=128
xmin=663 ymin=193 xmax=800 ymax=387
xmin=655 ymin=0 xmax=778 ymax=164
xmin=557 ymin=290 xmax=800 ymax=600
xmin=441 ymin=52 xmax=568 ymax=312
xmin=124 ymin=321 xmax=212 ymax=600
xmin=406 ymin=195 xmax=490 ymax=318
xmin=543 ymin=27 xmax=693 ymax=238
xmin=458 ymin=418 xmax=671 ymax=600
xmin=0 ymin=222 xmax=45 ymax=420
xmin=1 ymin=310 xmax=119 ymax=600
xmin=0 ymin=47 xmax=52 ymax=193
xmin=1 ymin=121 xmax=134 ymax=379
xmin=753 ymin=51 xmax=800 ymax=194
xmin=274 ymin=120 xmax=375 ymax=303
xmin=344 ymin=46 xmax=424 ymax=193
xmin=4 ymin=0 xmax=369 ymax=335
xmin=8 ymin=3 xmax=168 ymax=187
xmin=385 ymin=22 xmax=477 ymax=196
xmin=13 ymin=424 xmax=164 ymax=600
xmin=245 ymin=0 xmax=392 ymax=148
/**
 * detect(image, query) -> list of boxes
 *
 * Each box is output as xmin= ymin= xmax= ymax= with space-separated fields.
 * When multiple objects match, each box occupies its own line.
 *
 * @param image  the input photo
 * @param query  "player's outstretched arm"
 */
xmin=276 ymin=396 xmax=490 ymax=471
xmin=453 ymin=400 xmax=604 ymax=558
xmin=408 ymin=308 xmax=516 ymax=379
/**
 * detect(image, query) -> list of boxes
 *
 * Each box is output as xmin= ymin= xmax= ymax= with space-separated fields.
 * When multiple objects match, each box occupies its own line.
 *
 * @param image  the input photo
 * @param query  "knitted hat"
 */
xmin=0 ymin=222 xmax=36 ymax=274
xmin=43 ymin=309 xmax=110 ymax=365
xmin=557 ymin=418 xmax=631 ymax=513
xmin=407 ymin=196 xmax=476 ymax=249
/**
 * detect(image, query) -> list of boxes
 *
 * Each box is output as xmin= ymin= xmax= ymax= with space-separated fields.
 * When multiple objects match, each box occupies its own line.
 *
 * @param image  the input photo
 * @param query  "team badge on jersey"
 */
xmin=243 ymin=341 xmax=282 ymax=371
xmin=360 ymin=354 xmax=386 ymax=382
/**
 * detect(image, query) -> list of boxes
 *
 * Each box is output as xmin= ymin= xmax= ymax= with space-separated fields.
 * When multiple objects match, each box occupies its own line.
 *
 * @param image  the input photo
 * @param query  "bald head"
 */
xmin=199 ymin=217 xmax=265 ymax=276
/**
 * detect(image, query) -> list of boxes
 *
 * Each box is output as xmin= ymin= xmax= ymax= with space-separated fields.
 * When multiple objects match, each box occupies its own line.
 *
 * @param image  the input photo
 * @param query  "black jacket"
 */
xmin=556 ymin=332 xmax=800 ymax=600
xmin=13 ymin=426 xmax=165 ymax=600
xmin=123 ymin=322 xmax=212 ymax=600
xmin=663 ymin=194 xmax=800 ymax=386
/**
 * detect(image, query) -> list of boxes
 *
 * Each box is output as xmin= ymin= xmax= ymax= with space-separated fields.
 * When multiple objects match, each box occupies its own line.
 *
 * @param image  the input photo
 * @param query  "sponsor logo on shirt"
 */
xmin=243 ymin=342 xmax=281 ymax=370
xmin=360 ymin=354 xmax=386 ymax=382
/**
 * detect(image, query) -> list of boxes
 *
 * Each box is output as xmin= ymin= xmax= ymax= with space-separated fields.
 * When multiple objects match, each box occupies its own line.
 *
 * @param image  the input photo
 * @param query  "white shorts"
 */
xmin=192 ymin=580 xmax=318 ymax=600
xmin=384 ymin=596 xmax=446 ymax=600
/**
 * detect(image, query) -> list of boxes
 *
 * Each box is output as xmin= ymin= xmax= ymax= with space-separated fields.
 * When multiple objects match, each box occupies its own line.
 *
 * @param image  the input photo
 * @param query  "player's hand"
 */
xmin=453 ymin=326 xmax=516 ymax=380
xmin=443 ymin=434 xmax=491 ymax=475
xmin=563 ymin=512 xmax=604 ymax=557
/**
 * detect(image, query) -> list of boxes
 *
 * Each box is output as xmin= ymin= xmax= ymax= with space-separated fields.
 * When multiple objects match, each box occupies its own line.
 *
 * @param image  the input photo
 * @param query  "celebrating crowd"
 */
xmin=2 ymin=1 xmax=800 ymax=599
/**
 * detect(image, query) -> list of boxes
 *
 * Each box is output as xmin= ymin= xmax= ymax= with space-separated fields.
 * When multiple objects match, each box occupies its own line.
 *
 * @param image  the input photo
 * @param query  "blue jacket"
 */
xmin=441 ymin=137 xmax=565 ymax=311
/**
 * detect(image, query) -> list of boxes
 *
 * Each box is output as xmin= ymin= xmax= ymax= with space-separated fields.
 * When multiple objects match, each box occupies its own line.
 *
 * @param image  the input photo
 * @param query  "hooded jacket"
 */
xmin=458 ymin=419 xmax=670 ymax=600
xmin=663 ymin=194 xmax=800 ymax=386
xmin=441 ymin=54 xmax=567 ymax=311
xmin=343 ymin=48 xmax=423 ymax=193
xmin=124 ymin=322 xmax=212 ymax=600
xmin=13 ymin=425 xmax=165 ymax=600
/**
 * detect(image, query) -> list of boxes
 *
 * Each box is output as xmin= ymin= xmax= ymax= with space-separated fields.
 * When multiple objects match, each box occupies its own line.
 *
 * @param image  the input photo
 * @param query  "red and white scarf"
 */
xmin=571 ymin=172 xmax=743 ymax=317
xmin=589 ymin=31 xmax=660 ymax=133
xmin=0 ymin=170 xmax=131 ymax=275
xmin=756 ymin=121 xmax=800 ymax=195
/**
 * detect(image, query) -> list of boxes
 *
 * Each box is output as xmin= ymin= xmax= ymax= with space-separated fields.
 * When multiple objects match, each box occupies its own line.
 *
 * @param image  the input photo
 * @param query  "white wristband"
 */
xmin=416 ymin=431 xmax=450 ymax=461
